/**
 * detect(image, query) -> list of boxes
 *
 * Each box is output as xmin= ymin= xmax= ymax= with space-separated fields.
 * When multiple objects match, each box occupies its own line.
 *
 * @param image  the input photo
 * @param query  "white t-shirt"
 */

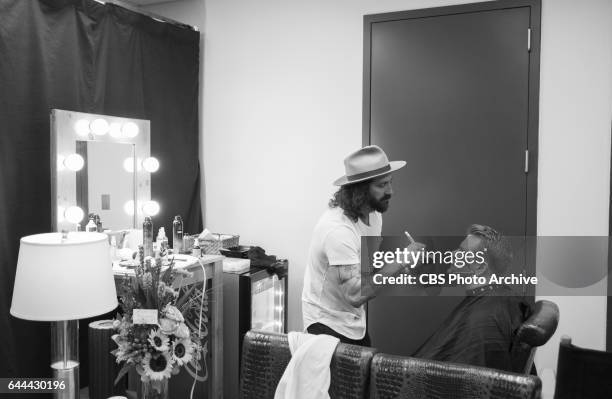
xmin=302 ymin=207 xmax=382 ymax=339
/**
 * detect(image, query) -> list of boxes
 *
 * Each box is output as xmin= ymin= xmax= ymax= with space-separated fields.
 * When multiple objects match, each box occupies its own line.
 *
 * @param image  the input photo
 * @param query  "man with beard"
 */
xmin=302 ymin=145 xmax=425 ymax=346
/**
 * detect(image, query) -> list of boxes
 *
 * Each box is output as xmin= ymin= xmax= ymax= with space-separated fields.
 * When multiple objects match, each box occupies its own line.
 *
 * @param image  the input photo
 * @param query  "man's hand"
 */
xmin=339 ymin=241 xmax=427 ymax=308
xmin=406 ymin=241 xmax=426 ymax=268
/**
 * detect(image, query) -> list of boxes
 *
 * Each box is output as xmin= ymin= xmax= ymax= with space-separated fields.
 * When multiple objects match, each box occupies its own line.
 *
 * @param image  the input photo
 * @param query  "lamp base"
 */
xmin=51 ymin=320 xmax=80 ymax=399
xmin=51 ymin=360 xmax=79 ymax=399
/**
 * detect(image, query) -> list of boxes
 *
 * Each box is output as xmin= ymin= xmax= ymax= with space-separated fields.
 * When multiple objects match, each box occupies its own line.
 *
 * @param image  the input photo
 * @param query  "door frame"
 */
xmin=608 ymin=123 xmax=612 ymax=351
xmin=362 ymin=0 xmax=541 ymax=239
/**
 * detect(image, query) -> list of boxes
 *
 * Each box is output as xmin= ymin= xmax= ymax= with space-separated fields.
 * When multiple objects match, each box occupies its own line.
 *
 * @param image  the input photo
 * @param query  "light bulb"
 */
xmin=122 ymin=122 xmax=139 ymax=138
xmin=123 ymin=157 xmax=142 ymax=173
xmin=124 ymin=200 xmax=135 ymax=216
xmin=74 ymin=119 xmax=90 ymax=136
xmin=123 ymin=158 xmax=134 ymax=173
xmin=64 ymin=206 xmax=84 ymax=224
xmin=64 ymin=154 xmax=84 ymax=171
xmin=109 ymin=122 xmax=122 ymax=138
xmin=142 ymin=201 xmax=160 ymax=216
xmin=90 ymin=118 xmax=109 ymax=136
xmin=142 ymin=157 xmax=160 ymax=173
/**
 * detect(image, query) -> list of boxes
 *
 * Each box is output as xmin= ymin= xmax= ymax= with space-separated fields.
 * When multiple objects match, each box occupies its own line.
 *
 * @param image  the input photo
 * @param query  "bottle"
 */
xmin=173 ymin=215 xmax=184 ymax=254
xmin=153 ymin=241 xmax=160 ymax=259
xmin=86 ymin=214 xmax=97 ymax=232
xmin=159 ymin=240 xmax=168 ymax=262
xmin=156 ymin=227 xmax=168 ymax=261
xmin=192 ymin=238 xmax=201 ymax=258
xmin=94 ymin=214 xmax=103 ymax=232
xmin=156 ymin=227 xmax=168 ymax=247
xmin=143 ymin=216 xmax=154 ymax=258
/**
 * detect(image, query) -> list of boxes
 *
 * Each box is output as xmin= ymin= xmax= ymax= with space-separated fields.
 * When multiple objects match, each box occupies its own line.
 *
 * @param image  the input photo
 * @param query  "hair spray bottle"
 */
xmin=173 ymin=215 xmax=183 ymax=254
xmin=143 ymin=216 xmax=154 ymax=257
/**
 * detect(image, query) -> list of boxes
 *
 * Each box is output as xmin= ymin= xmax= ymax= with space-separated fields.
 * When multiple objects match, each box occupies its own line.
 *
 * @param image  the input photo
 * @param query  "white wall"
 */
xmin=145 ymin=0 xmax=612 ymax=383
xmin=535 ymin=0 xmax=612 ymax=384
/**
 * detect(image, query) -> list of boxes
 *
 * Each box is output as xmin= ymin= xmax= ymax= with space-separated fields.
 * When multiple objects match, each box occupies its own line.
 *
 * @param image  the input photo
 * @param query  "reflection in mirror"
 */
xmin=76 ymin=141 xmax=135 ymax=231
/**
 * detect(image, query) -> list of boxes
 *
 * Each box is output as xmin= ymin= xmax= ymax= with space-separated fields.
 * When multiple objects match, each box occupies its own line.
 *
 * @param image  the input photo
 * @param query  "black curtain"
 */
xmin=0 ymin=0 xmax=201 ymax=380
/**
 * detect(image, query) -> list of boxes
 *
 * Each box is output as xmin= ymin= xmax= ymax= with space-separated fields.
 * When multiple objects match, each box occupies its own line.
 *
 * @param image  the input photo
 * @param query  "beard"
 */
xmin=369 ymin=194 xmax=391 ymax=213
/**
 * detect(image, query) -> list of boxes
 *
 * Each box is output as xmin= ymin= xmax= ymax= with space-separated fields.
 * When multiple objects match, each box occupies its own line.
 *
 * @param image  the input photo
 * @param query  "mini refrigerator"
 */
xmin=223 ymin=261 xmax=288 ymax=398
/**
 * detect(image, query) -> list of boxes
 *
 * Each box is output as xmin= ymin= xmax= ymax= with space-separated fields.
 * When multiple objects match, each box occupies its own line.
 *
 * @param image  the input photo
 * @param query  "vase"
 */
xmin=140 ymin=378 xmax=169 ymax=399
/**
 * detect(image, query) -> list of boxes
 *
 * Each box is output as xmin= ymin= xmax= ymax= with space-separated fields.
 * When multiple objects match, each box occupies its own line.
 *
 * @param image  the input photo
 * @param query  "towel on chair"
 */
xmin=274 ymin=332 xmax=340 ymax=399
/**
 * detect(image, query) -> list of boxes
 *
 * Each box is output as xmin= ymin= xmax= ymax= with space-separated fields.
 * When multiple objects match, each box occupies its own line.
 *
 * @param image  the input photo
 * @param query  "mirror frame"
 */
xmin=51 ymin=109 xmax=151 ymax=232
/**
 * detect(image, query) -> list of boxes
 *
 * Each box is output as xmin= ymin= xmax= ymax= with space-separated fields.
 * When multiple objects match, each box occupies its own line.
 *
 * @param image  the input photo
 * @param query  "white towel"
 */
xmin=274 ymin=332 xmax=340 ymax=399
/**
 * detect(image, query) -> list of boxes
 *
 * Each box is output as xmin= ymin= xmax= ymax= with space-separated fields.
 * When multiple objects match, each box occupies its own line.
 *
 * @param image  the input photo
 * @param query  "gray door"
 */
xmin=365 ymin=2 xmax=539 ymax=355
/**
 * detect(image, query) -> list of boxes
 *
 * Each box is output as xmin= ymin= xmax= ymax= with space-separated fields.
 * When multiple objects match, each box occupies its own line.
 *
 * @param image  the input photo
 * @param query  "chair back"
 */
xmin=512 ymin=299 xmax=560 ymax=373
xmin=554 ymin=336 xmax=612 ymax=398
xmin=239 ymin=330 xmax=377 ymax=399
xmin=370 ymin=353 xmax=541 ymax=399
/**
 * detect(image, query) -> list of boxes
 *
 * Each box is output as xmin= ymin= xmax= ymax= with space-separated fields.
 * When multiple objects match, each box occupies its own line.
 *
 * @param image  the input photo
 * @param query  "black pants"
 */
xmin=307 ymin=322 xmax=371 ymax=347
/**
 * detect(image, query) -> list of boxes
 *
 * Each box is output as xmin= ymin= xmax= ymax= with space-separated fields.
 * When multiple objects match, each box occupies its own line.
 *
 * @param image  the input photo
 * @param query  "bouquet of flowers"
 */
xmin=111 ymin=246 xmax=208 ymax=397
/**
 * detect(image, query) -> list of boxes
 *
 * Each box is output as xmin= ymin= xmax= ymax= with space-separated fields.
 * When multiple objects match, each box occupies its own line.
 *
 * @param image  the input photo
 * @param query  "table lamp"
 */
xmin=10 ymin=232 xmax=118 ymax=399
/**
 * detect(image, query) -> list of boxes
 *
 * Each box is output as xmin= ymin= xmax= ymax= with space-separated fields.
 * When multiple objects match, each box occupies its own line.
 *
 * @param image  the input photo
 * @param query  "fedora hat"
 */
xmin=333 ymin=145 xmax=406 ymax=186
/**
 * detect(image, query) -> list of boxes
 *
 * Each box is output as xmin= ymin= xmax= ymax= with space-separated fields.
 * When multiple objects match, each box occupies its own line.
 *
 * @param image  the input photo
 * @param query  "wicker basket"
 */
xmin=201 ymin=233 xmax=239 ymax=255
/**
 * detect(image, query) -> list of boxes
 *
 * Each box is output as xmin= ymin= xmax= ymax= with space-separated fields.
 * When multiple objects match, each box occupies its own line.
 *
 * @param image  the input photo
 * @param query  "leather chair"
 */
xmin=511 ymin=300 xmax=560 ymax=374
xmin=553 ymin=336 xmax=612 ymax=398
xmin=239 ymin=330 xmax=378 ymax=399
xmin=370 ymin=353 xmax=542 ymax=399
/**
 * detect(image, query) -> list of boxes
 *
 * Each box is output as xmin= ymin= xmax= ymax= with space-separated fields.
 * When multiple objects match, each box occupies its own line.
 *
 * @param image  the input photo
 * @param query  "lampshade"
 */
xmin=10 ymin=232 xmax=118 ymax=321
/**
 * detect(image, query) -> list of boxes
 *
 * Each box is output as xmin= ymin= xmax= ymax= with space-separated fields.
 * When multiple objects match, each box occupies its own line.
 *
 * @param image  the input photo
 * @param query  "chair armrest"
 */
xmin=516 ymin=300 xmax=559 ymax=347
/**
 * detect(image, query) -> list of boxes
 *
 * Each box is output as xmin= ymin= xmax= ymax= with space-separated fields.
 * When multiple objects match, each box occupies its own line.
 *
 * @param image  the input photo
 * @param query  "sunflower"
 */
xmin=148 ymin=329 xmax=170 ymax=352
xmin=141 ymin=351 xmax=174 ymax=381
xmin=172 ymin=337 xmax=194 ymax=366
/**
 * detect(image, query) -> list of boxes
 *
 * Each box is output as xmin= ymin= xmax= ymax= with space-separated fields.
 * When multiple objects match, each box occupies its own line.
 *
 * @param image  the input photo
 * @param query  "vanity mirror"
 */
xmin=51 ymin=109 xmax=160 ymax=233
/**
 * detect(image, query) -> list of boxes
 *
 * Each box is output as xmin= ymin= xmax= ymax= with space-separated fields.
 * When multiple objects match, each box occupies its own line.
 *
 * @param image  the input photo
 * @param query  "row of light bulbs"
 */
xmin=59 ymin=200 xmax=160 ymax=224
xmin=74 ymin=118 xmax=139 ymax=138
xmin=123 ymin=200 xmax=160 ymax=216
xmin=58 ymin=154 xmax=160 ymax=173
xmin=123 ymin=157 xmax=160 ymax=173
